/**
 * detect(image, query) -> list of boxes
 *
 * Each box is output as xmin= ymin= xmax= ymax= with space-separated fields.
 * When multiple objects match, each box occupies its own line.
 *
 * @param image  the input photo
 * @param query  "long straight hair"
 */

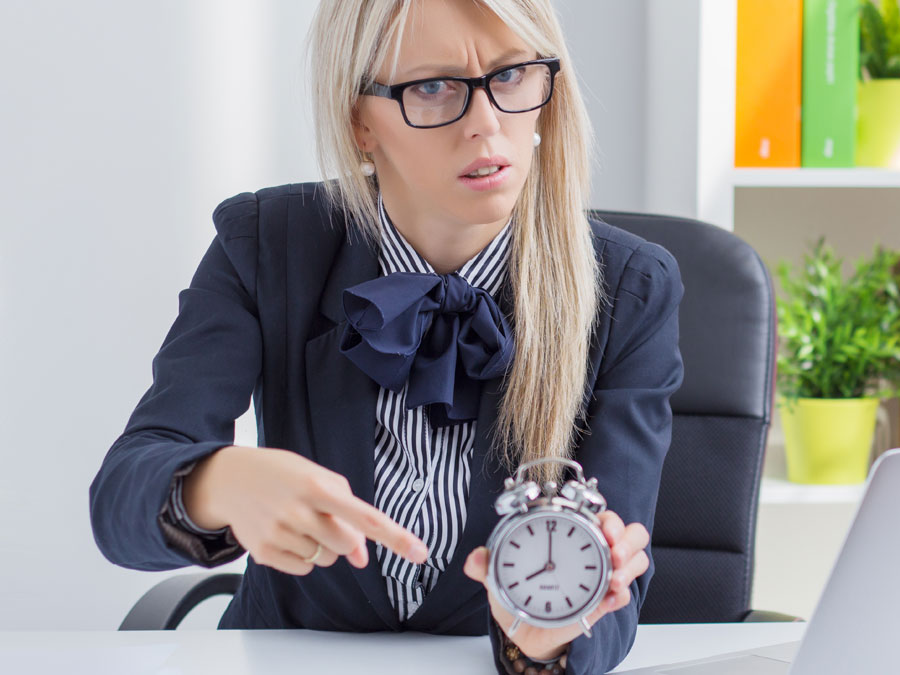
xmin=305 ymin=0 xmax=604 ymax=487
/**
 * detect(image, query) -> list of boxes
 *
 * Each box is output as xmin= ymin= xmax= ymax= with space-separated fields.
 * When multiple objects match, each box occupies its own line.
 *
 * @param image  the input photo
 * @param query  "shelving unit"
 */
xmin=759 ymin=477 xmax=865 ymax=504
xmin=645 ymin=0 xmax=900 ymax=229
xmin=640 ymin=0 xmax=900 ymax=619
xmin=646 ymin=0 xmax=898 ymax=489
xmin=732 ymin=167 xmax=900 ymax=188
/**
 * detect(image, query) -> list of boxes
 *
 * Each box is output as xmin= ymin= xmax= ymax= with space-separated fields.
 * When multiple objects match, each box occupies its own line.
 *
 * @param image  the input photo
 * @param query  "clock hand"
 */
xmin=525 ymin=566 xmax=547 ymax=581
xmin=548 ymin=528 xmax=553 ymax=567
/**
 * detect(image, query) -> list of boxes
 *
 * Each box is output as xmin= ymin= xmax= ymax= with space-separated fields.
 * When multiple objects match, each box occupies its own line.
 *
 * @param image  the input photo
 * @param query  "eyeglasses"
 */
xmin=359 ymin=57 xmax=561 ymax=129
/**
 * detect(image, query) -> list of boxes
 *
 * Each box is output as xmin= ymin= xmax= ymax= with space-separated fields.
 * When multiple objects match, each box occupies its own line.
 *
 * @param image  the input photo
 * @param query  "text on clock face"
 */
xmin=496 ymin=514 xmax=605 ymax=620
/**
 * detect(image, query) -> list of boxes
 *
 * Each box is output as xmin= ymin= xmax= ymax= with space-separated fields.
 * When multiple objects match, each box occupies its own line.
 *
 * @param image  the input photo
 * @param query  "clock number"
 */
xmin=545 ymin=600 xmax=552 ymax=613
xmin=546 ymin=519 xmax=557 ymax=532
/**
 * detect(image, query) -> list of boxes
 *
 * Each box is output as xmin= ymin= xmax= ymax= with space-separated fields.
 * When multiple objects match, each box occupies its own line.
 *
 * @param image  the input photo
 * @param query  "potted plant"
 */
xmin=857 ymin=0 xmax=900 ymax=167
xmin=776 ymin=239 xmax=900 ymax=484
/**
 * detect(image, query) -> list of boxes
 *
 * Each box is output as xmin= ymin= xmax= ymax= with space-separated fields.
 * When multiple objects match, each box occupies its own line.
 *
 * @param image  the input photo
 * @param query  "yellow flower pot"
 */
xmin=856 ymin=78 xmax=900 ymax=168
xmin=779 ymin=397 xmax=879 ymax=484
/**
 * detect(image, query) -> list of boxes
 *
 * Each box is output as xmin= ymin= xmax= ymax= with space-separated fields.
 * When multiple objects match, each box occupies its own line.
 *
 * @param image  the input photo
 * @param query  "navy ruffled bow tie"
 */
xmin=339 ymin=271 xmax=515 ymax=428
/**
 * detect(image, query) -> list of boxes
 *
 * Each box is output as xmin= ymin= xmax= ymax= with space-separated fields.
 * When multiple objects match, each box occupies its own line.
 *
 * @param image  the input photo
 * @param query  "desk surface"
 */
xmin=0 ymin=622 xmax=807 ymax=674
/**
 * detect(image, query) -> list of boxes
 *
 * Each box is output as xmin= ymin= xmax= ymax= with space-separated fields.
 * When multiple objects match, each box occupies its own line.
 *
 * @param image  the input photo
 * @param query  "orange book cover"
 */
xmin=735 ymin=0 xmax=803 ymax=167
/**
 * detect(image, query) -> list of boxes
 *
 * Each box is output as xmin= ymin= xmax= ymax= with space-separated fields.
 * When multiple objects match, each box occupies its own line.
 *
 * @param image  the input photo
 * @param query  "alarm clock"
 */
xmin=485 ymin=457 xmax=612 ymax=639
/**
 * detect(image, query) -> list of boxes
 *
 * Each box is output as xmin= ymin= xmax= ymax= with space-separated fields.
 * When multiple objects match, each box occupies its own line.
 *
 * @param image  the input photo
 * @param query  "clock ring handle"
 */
xmin=513 ymin=457 xmax=586 ymax=486
xmin=512 ymin=457 xmax=607 ymax=516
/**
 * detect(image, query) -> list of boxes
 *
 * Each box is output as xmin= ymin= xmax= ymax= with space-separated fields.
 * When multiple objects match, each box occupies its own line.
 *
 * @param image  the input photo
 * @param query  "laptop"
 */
xmin=617 ymin=448 xmax=900 ymax=675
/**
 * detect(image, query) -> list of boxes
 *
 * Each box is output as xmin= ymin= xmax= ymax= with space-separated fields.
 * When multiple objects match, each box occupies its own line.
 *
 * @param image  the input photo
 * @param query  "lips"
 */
xmin=459 ymin=155 xmax=511 ymax=177
xmin=457 ymin=165 xmax=511 ymax=191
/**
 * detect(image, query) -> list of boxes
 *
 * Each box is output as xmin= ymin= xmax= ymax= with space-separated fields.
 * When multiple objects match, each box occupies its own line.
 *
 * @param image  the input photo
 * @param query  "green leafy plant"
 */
xmin=776 ymin=239 xmax=900 ymax=400
xmin=859 ymin=0 xmax=900 ymax=79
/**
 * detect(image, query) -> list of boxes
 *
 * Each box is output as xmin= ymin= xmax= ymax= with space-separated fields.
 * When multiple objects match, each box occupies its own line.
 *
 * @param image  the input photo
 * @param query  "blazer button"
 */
xmin=412 ymin=478 xmax=425 ymax=492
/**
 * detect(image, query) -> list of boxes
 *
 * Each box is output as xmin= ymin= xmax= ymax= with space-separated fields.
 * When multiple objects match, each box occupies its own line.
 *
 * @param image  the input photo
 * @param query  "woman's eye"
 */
xmin=413 ymin=80 xmax=447 ymax=97
xmin=494 ymin=67 xmax=524 ymax=85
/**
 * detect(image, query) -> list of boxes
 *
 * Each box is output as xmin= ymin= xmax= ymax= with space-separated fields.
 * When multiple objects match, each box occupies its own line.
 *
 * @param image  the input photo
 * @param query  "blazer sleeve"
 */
xmin=166 ymin=470 xmax=233 ymax=535
xmin=88 ymin=192 xmax=261 ymax=571
xmin=487 ymin=239 xmax=684 ymax=674
xmin=566 ymin=240 xmax=684 ymax=673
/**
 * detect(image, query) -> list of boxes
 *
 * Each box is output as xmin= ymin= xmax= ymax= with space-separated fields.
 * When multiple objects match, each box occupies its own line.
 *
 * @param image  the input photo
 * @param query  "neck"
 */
xmin=381 ymin=193 xmax=509 ymax=275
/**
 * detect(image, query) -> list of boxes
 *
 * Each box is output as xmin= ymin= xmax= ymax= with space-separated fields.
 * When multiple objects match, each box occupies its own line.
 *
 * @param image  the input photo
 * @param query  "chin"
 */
xmin=467 ymin=182 xmax=520 ymax=207
xmin=457 ymin=197 xmax=517 ymax=225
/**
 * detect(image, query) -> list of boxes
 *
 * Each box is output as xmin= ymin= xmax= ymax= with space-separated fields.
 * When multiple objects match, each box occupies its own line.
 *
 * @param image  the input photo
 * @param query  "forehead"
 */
xmin=383 ymin=0 xmax=536 ymax=79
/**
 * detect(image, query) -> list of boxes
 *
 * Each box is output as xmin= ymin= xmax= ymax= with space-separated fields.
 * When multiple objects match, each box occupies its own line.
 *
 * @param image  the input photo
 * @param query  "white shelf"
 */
xmin=646 ymin=0 xmax=900 ymax=228
xmin=733 ymin=168 xmax=900 ymax=189
xmin=759 ymin=476 xmax=865 ymax=505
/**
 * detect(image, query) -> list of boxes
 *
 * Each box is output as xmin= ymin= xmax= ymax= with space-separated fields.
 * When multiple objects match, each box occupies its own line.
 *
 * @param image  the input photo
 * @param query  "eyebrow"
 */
xmin=400 ymin=48 xmax=536 ymax=79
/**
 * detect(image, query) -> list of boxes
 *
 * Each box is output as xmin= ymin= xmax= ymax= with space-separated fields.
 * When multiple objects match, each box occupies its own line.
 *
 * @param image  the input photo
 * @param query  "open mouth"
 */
xmin=462 ymin=165 xmax=505 ymax=178
xmin=457 ymin=165 xmax=512 ymax=191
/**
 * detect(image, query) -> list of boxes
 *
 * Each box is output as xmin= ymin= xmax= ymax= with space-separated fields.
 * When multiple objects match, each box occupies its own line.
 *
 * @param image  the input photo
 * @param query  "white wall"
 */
xmin=643 ymin=0 xmax=701 ymax=219
xmin=555 ymin=0 xmax=648 ymax=212
xmin=0 ymin=0 xmax=320 ymax=630
xmin=0 ymin=0 xmax=650 ymax=631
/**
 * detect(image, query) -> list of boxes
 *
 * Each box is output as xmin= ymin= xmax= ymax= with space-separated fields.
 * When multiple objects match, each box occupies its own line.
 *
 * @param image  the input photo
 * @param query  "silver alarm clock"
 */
xmin=486 ymin=457 xmax=612 ymax=639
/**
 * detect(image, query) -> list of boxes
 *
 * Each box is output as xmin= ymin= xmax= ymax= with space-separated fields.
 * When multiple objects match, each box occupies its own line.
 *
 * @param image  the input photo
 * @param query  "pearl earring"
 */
xmin=360 ymin=160 xmax=375 ymax=176
xmin=533 ymin=132 xmax=541 ymax=147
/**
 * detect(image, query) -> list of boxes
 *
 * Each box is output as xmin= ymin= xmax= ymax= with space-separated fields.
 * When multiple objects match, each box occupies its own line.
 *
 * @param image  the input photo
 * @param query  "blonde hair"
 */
xmin=305 ymin=0 xmax=604 ymax=487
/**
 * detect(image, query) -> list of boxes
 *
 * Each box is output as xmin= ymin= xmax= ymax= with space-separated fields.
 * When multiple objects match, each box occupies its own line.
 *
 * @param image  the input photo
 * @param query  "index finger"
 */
xmin=323 ymin=489 xmax=428 ymax=564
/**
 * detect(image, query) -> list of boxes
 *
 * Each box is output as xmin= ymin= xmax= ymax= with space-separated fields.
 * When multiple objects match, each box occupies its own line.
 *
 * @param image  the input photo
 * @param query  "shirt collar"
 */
xmin=376 ymin=191 xmax=512 ymax=298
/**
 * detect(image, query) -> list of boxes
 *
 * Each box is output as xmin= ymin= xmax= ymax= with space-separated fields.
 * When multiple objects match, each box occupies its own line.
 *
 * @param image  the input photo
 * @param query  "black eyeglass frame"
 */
xmin=358 ymin=57 xmax=561 ymax=129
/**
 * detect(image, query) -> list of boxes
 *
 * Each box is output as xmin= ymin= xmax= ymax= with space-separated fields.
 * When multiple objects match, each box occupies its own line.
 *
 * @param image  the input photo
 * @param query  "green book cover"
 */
xmin=801 ymin=0 xmax=860 ymax=167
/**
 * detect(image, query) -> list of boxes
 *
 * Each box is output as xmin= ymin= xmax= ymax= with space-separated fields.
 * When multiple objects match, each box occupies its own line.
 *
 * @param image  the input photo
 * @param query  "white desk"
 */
xmin=0 ymin=622 xmax=806 ymax=674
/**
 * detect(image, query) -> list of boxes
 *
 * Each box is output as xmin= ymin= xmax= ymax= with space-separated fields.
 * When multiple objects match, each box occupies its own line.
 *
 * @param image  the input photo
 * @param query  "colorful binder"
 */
xmin=735 ymin=0 xmax=804 ymax=167
xmin=802 ymin=0 xmax=860 ymax=167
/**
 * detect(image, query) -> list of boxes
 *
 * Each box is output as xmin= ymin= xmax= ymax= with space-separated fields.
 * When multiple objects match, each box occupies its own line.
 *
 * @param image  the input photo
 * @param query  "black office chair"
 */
xmin=120 ymin=210 xmax=797 ymax=630
xmin=589 ymin=209 xmax=793 ymax=623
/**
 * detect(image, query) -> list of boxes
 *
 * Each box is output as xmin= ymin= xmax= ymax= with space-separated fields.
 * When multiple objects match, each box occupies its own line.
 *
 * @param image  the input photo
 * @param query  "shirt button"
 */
xmin=411 ymin=478 xmax=425 ymax=492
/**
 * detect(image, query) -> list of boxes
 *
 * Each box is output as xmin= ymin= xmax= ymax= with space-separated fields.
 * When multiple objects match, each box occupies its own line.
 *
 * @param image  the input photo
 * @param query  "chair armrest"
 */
xmin=741 ymin=609 xmax=805 ymax=622
xmin=119 ymin=572 xmax=242 ymax=630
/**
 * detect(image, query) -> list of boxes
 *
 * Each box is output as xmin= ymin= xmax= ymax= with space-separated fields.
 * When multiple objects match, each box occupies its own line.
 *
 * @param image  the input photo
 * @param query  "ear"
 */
xmin=351 ymin=103 xmax=376 ymax=153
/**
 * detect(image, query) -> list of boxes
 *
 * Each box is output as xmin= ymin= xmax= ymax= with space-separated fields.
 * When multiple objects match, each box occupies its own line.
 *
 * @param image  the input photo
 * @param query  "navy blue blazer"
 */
xmin=89 ymin=181 xmax=683 ymax=674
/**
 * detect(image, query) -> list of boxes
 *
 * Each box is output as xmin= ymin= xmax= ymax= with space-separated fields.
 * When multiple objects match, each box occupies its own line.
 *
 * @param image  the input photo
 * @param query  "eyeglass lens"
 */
xmin=401 ymin=63 xmax=552 ymax=127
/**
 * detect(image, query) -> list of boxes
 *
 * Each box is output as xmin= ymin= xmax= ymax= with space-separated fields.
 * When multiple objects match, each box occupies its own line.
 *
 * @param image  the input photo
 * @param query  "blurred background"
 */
xmin=1 ymin=0 xmax=898 ymax=633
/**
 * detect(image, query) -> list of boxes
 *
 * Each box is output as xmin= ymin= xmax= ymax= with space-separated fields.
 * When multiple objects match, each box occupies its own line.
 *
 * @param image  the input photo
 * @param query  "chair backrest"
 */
xmin=588 ymin=209 xmax=776 ymax=623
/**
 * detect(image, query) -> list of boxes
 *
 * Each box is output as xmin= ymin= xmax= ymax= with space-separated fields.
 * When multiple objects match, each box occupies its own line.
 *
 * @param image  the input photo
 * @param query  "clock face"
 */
xmin=494 ymin=513 xmax=608 ymax=622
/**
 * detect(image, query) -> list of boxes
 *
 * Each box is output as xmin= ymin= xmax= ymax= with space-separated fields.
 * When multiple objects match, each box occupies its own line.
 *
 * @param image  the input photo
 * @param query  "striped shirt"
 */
xmin=168 ymin=191 xmax=512 ymax=622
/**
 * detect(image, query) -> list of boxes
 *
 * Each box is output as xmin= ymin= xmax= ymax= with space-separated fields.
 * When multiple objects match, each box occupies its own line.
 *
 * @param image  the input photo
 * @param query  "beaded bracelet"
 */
xmin=494 ymin=618 xmax=569 ymax=675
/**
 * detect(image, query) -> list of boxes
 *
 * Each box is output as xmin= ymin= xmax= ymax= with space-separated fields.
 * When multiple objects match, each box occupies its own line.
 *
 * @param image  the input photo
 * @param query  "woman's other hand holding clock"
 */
xmin=463 ymin=510 xmax=650 ymax=662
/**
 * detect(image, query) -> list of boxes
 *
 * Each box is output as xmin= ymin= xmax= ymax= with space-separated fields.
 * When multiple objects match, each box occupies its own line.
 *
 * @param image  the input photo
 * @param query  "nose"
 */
xmin=461 ymin=85 xmax=501 ymax=137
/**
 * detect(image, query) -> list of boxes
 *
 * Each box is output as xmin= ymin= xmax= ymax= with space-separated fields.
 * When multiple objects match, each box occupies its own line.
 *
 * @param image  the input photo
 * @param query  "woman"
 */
xmin=88 ymin=1 xmax=683 ymax=673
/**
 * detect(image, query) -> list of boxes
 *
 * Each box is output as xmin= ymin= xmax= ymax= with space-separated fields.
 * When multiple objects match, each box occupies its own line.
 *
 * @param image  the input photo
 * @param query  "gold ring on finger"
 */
xmin=301 ymin=542 xmax=323 ymax=564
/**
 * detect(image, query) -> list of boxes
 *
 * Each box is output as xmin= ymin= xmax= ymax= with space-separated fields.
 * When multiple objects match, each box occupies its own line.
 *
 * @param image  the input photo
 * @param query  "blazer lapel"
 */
xmin=305 ymin=224 xmax=514 ymax=633
xmin=304 ymin=226 xmax=404 ymax=629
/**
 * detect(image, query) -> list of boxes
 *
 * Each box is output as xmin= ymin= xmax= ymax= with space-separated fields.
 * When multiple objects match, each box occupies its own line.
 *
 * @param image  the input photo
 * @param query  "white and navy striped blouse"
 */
xmin=169 ymin=191 xmax=512 ymax=622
